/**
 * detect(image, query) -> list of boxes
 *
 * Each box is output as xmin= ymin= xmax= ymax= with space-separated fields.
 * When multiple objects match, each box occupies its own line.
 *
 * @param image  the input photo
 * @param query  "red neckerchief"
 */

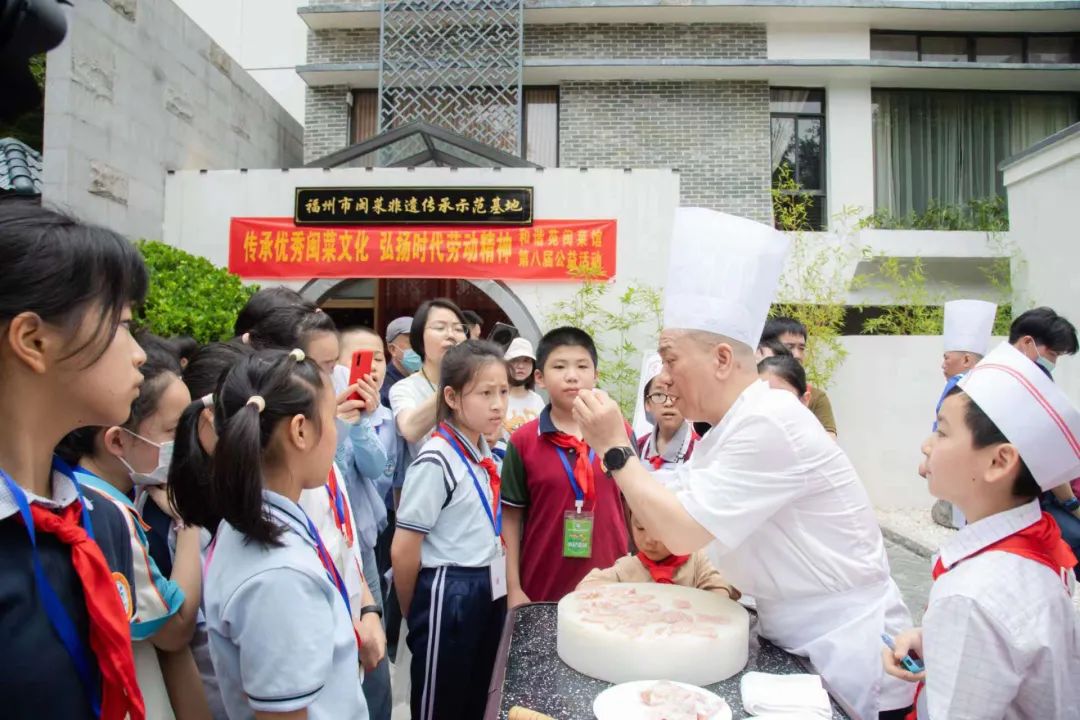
xmin=637 ymin=551 xmax=691 ymax=584
xmin=324 ymin=466 xmax=354 ymax=547
xmin=639 ymin=425 xmax=698 ymax=470
xmin=931 ymin=511 xmax=1076 ymax=582
xmin=547 ymin=432 xmax=594 ymax=503
xmin=438 ymin=422 xmax=501 ymax=521
xmin=905 ymin=511 xmax=1076 ymax=720
xmin=26 ymin=502 xmax=146 ymax=720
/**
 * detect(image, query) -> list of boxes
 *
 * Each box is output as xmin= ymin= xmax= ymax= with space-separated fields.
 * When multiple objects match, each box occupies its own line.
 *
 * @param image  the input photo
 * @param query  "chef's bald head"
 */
xmin=685 ymin=330 xmax=756 ymax=364
xmin=657 ymin=328 xmax=759 ymax=425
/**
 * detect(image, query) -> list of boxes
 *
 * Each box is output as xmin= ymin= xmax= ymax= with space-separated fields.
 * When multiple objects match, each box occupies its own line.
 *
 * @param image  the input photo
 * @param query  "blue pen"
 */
xmin=882 ymin=633 xmax=925 ymax=674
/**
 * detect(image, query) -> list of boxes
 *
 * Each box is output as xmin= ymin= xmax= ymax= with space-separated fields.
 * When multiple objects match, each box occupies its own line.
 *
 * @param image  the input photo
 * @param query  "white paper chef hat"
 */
xmin=958 ymin=342 xmax=1080 ymax=491
xmin=663 ymin=208 xmax=791 ymax=348
xmin=631 ymin=352 xmax=664 ymax=440
xmin=943 ymin=299 xmax=997 ymax=356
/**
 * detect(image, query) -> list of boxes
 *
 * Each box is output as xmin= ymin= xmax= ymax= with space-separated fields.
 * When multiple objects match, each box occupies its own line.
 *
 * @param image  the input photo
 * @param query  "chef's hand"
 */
xmin=356 ymin=612 xmax=387 ymax=672
xmin=572 ymin=389 xmax=629 ymax=457
xmin=882 ymin=628 xmax=926 ymax=683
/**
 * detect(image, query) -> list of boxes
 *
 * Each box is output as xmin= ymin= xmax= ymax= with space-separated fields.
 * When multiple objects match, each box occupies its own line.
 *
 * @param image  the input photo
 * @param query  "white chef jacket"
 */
xmin=920 ymin=500 xmax=1080 ymax=720
xmin=672 ymin=379 xmax=915 ymax=718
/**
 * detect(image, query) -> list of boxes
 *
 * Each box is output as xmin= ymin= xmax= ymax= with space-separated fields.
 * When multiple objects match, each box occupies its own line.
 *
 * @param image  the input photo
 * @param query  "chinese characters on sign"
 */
xmin=294 ymin=187 xmax=533 ymax=226
xmin=229 ymin=217 xmax=617 ymax=282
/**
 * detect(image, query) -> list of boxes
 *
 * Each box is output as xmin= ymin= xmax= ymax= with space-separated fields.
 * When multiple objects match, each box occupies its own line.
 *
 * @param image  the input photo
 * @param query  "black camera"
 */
xmin=0 ymin=0 xmax=71 ymax=121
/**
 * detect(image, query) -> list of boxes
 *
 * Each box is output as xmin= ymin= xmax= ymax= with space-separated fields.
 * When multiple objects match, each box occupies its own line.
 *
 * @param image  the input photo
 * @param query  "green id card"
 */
xmin=563 ymin=510 xmax=594 ymax=558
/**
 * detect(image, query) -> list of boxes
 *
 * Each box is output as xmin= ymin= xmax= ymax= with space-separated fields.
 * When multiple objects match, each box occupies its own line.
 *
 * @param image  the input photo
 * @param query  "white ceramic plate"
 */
xmin=593 ymin=680 xmax=733 ymax=720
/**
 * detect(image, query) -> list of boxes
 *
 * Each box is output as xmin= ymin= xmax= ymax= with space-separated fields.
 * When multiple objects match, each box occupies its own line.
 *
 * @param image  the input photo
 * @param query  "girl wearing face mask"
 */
xmin=57 ymin=337 xmax=207 ymax=720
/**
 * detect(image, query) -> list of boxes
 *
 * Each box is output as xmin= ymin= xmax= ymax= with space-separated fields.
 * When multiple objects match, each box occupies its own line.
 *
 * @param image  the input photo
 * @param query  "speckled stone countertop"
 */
xmin=487 ymin=602 xmax=852 ymax=720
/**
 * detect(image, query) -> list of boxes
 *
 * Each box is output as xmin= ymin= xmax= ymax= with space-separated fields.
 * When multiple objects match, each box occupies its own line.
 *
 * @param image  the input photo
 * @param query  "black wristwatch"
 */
xmin=360 ymin=604 xmax=382 ymax=618
xmin=602 ymin=446 xmax=636 ymax=476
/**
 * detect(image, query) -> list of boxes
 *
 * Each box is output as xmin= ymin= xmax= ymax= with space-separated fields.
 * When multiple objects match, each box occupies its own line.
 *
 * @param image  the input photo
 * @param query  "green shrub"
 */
xmin=135 ymin=241 xmax=258 ymax=343
xmin=859 ymin=197 xmax=1008 ymax=232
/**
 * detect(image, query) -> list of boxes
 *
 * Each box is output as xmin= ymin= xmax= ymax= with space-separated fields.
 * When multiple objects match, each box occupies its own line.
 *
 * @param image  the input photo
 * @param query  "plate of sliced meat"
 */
xmin=593 ymin=679 xmax=732 ymax=720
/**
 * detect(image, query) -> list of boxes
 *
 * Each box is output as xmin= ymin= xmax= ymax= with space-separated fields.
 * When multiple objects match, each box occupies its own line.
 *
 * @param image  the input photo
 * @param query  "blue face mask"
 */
xmin=402 ymin=349 xmax=423 ymax=373
xmin=1036 ymin=354 xmax=1055 ymax=376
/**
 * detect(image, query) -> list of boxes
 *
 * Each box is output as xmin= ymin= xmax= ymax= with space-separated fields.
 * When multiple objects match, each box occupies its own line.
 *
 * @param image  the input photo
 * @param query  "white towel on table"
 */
xmin=740 ymin=671 xmax=832 ymax=718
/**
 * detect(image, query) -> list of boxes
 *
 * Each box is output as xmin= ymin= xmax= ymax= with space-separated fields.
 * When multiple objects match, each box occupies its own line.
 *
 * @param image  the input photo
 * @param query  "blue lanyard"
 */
xmin=555 ymin=447 xmax=595 ymax=508
xmin=437 ymin=427 xmax=502 ymax=537
xmin=0 ymin=460 xmax=102 ymax=717
xmin=301 ymin=512 xmax=353 ymax=619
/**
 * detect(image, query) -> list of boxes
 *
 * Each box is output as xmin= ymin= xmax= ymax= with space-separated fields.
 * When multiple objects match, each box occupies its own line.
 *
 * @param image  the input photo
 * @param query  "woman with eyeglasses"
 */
xmin=389 ymin=299 xmax=470 ymax=464
xmin=637 ymin=373 xmax=698 ymax=472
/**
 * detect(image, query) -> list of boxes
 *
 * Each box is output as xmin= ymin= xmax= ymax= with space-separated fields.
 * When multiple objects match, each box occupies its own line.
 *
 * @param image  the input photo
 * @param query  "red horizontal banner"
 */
xmin=228 ymin=217 xmax=617 ymax=281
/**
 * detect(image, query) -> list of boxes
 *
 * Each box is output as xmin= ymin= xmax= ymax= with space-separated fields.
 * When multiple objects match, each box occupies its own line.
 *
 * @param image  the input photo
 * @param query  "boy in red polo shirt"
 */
xmin=501 ymin=327 xmax=630 ymax=605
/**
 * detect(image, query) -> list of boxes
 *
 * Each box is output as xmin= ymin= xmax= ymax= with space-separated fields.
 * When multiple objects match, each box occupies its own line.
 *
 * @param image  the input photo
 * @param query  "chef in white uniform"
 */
xmin=573 ymin=208 xmax=916 ymax=720
xmin=935 ymin=299 xmax=998 ymax=529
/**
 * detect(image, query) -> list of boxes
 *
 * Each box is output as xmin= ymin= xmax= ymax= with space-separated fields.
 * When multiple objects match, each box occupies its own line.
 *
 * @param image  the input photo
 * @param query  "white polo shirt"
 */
xmin=396 ymin=424 xmax=501 ymax=569
xmin=204 ymin=490 xmax=367 ymax=720
xmin=922 ymin=500 xmax=1080 ymax=719
xmin=388 ymin=371 xmax=438 ymax=462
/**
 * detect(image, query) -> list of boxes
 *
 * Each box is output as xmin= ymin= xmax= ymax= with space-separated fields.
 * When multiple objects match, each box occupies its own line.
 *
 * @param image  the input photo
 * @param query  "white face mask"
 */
xmin=120 ymin=429 xmax=174 ymax=487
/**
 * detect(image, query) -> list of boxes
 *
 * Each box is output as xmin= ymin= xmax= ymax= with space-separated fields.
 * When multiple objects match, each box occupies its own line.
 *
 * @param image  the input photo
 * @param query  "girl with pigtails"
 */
xmin=182 ymin=348 xmax=371 ymax=720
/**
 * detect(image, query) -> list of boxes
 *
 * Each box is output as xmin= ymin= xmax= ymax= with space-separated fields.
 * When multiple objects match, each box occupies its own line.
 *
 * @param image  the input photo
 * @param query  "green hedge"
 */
xmin=135 ymin=241 xmax=258 ymax=343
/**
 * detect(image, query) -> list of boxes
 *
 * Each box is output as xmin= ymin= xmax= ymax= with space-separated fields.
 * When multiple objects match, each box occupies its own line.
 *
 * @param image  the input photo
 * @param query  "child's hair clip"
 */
xmin=246 ymin=395 xmax=266 ymax=413
xmin=289 ymin=348 xmax=306 ymax=362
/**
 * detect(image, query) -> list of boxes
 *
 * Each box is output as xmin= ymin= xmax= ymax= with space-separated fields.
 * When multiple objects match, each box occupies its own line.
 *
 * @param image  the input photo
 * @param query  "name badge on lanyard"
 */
xmin=556 ymin=447 xmax=595 ymax=559
xmin=437 ymin=426 xmax=507 ymax=601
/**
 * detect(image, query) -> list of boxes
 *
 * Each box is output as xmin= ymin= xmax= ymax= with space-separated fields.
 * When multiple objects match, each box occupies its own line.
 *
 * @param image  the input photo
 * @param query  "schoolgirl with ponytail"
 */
xmin=198 ymin=348 xmax=370 ymax=720
xmin=226 ymin=302 xmax=389 ymax=701
xmin=392 ymin=340 xmax=511 ymax=720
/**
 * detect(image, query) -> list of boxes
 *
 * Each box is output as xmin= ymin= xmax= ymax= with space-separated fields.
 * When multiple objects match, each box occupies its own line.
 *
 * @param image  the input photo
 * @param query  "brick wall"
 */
xmin=524 ymin=23 xmax=765 ymax=59
xmin=306 ymin=28 xmax=380 ymax=64
xmin=305 ymin=86 xmax=352 ymax=163
xmin=303 ymin=23 xmax=765 ymax=67
xmin=559 ymin=80 xmax=772 ymax=223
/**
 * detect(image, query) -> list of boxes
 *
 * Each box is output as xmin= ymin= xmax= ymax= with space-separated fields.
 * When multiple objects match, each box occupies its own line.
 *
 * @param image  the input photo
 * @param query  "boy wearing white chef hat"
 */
xmin=885 ymin=341 xmax=1080 ymax=719
xmin=940 ymin=299 xmax=997 ymax=382
xmin=934 ymin=299 xmax=998 ymax=530
xmin=572 ymin=208 xmax=916 ymax=720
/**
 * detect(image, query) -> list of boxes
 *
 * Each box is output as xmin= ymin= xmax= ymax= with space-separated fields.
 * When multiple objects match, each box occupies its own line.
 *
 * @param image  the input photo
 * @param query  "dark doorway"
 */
xmin=377 ymin=279 xmax=511 ymax=337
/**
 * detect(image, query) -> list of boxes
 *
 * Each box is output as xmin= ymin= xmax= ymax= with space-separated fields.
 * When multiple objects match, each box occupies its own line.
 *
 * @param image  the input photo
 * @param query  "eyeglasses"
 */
xmin=426 ymin=323 xmax=468 ymax=337
xmin=646 ymin=392 xmax=676 ymax=406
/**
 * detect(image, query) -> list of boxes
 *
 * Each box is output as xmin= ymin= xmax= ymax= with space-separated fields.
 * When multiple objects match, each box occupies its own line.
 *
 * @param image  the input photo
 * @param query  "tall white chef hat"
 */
xmin=663 ymin=208 xmax=790 ymax=348
xmin=943 ymin=299 xmax=997 ymax=356
xmin=631 ymin=352 xmax=664 ymax=439
xmin=958 ymin=342 xmax=1080 ymax=491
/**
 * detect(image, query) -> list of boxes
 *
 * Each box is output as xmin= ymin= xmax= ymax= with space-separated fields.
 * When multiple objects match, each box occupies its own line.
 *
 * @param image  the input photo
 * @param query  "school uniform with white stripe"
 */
xmin=204 ymin=490 xmax=368 ymax=720
xmin=397 ymin=423 xmax=507 ymax=720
